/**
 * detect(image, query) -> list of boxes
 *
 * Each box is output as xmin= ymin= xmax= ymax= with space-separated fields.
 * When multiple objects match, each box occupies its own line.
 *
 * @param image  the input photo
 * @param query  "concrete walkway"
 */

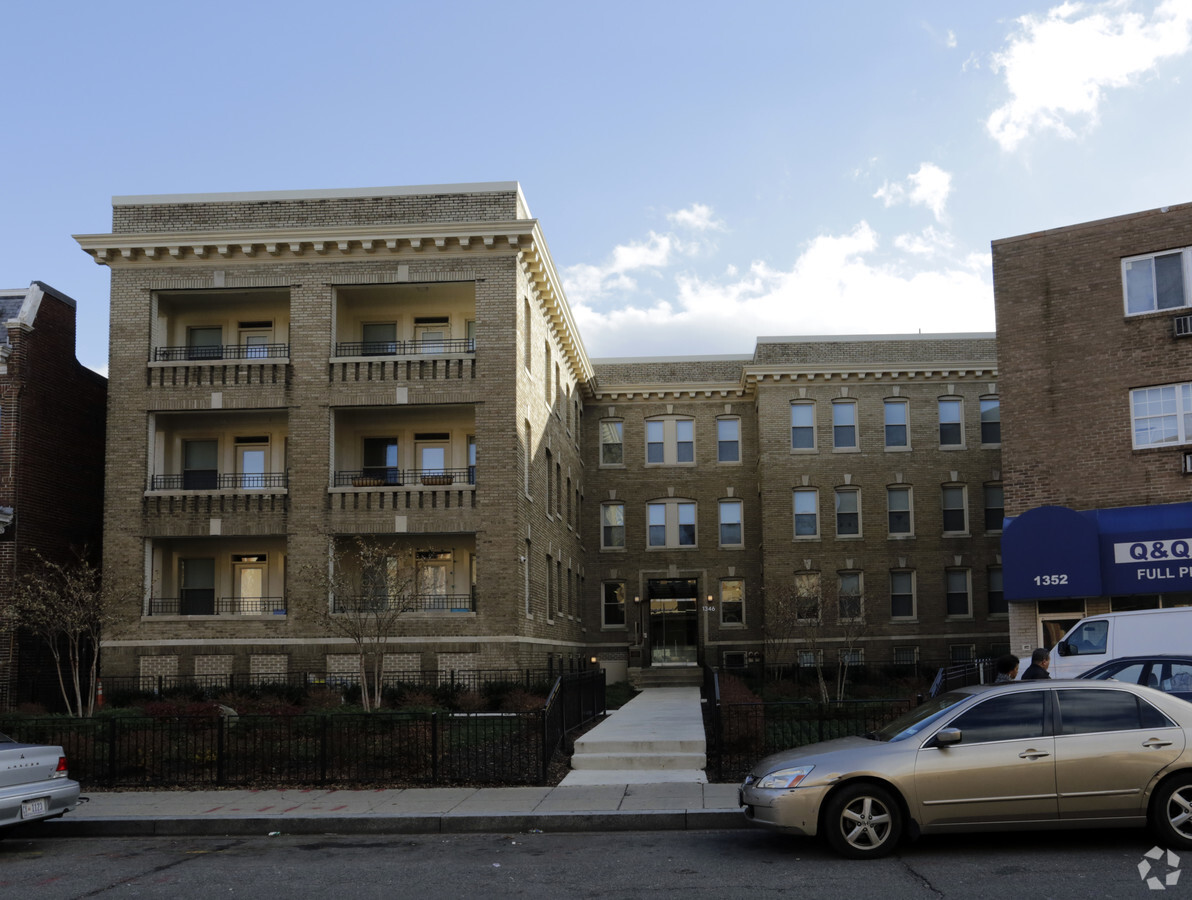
xmin=17 ymin=782 xmax=745 ymax=838
xmin=561 ymin=686 xmax=708 ymax=785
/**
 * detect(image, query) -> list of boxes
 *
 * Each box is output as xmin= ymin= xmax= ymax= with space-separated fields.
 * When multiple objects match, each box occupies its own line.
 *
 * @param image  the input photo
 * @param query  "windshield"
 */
xmin=874 ymin=692 xmax=970 ymax=742
xmin=0 ymin=732 xmax=13 ymax=743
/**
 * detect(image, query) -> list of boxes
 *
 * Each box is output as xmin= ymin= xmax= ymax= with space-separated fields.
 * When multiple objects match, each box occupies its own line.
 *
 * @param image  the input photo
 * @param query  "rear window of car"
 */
xmin=1057 ymin=688 xmax=1174 ymax=734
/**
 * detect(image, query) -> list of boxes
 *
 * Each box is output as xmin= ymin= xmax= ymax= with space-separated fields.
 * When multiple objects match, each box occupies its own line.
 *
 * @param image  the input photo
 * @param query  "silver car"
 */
xmin=0 ymin=730 xmax=81 ymax=831
xmin=740 ymin=680 xmax=1192 ymax=858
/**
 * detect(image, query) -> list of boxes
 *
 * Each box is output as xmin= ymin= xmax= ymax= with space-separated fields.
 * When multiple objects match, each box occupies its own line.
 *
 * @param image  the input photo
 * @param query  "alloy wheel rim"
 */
xmin=1170 ymin=787 xmax=1192 ymax=839
xmin=841 ymin=796 xmax=892 ymax=849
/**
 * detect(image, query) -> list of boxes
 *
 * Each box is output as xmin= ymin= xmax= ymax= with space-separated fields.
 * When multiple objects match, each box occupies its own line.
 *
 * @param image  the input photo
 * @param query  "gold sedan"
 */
xmin=739 ymin=680 xmax=1192 ymax=858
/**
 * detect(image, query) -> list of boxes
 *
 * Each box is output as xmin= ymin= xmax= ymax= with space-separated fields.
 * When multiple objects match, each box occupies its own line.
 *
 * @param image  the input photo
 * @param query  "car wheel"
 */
xmin=1152 ymin=776 xmax=1192 ymax=850
xmin=823 ymin=783 xmax=903 ymax=859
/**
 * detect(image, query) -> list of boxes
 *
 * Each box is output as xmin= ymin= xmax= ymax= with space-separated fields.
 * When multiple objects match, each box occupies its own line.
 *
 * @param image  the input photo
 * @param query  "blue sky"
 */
xmin=6 ymin=0 xmax=1192 ymax=375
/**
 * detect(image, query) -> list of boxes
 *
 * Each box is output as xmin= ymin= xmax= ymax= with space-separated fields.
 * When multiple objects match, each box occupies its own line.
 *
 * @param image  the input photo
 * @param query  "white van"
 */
xmin=1049 ymin=606 xmax=1192 ymax=678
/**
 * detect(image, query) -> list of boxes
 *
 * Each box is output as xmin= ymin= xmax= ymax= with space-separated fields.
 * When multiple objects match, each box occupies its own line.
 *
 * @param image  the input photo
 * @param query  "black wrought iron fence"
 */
xmin=705 ymin=696 xmax=914 ymax=783
xmin=153 ymin=344 xmax=290 ymax=362
xmin=334 ymin=339 xmax=475 ymax=357
xmin=1 ymin=669 xmax=605 ymax=788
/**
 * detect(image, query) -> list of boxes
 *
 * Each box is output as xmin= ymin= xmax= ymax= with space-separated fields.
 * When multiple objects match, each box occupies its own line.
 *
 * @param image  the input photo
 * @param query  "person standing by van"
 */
xmin=1021 ymin=648 xmax=1051 ymax=680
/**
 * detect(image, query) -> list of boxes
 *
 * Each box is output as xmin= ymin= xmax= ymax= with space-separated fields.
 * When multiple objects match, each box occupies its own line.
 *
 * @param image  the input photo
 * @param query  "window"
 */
xmin=938 ymin=398 xmax=963 ymax=446
xmin=545 ymin=451 xmax=554 ymax=515
xmin=835 ymin=488 xmax=860 ymax=536
xmin=984 ymin=484 xmax=1004 ymax=532
xmin=793 ymin=489 xmax=819 ymax=538
xmin=720 ymin=578 xmax=744 ymax=625
xmin=544 ymin=343 xmax=552 ymax=403
xmin=987 ymin=566 xmax=1006 ymax=616
xmin=798 ymin=649 xmax=821 ymax=668
xmin=1063 ymin=618 xmax=1109 ymax=656
xmin=832 ymin=400 xmax=857 ymax=449
xmin=644 ymin=417 xmax=696 ymax=465
xmin=1124 ymin=249 xmax=1189 ymax=315
xmin=1131 ymin=383 xmax=1192 ymax=448
xmin=523 ymin=421 xmax=531 ymax=494
xmin=946 ymin=693 xmax=1045 ymax=744
xmin=887 ymin=486 xmax=912 ymax=536
xmin=980 ymin=397 xmax=1001 ymax=444
xmin=600 ymin=420 xmax=624 ymax=465
xmin=467 ymin=436 xmax=476 ymax=485
xmin=180 ymin=557 xmax=216 ymax=615
xmin=794 ymin=571 xmax=822 ymax=621
xmin=183 ymin=439 xmax=218 ymax=490
xmin=946 ymin=568 xmax=971 ymax=617
xmin=717 ymin=418 xmax=740 ymax=463
xmin=942 ymin=485 xmax=967 ymax=533
xmin=840 ymin=648 xmax=864 ymax=667
xmin=950 ymin=644 xmax=975 ymax=664
xmin=362 ymin=437 xmax=398 ymax=484
xmin=1057 ymin=689 xmax=1171 ymax=734
xmin=838 ymin=572 xmax=862 ymax=620
xmin=601 ymin=503 xmax=625 ymax=549
xmin=719 ymin=500 xmax=743 ymax=547
xmin=236 ymin=438 xmax=268 ymax=490
xmin=602 ymin=582 xmax=626 ymax=627
xmin=523 ymin=299 xmax=532 ymax=371
xmin=361 ymin=322 xmax=397 ymax=355
xmin=647 ymin=500 xmax=697 ymax=548
xmin=893 ymin=646 xmax=919 ymax=667
xmin=884 ymin=400 xmax=908 ymax=448
xmin=186 ymin=326 xmax=222 ymax=360
xmin=791 ymin=402 xmax=815 ymax=449
xmin=890 ymin=570 xmax=915 ymax=619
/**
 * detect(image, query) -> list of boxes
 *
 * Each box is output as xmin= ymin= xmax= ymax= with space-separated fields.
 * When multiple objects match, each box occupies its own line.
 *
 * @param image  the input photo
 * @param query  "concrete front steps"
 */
xmin=629 ymin=666 xmax=704 ymax=689
xmin=559 ymin=686 xmax=708 ymax=786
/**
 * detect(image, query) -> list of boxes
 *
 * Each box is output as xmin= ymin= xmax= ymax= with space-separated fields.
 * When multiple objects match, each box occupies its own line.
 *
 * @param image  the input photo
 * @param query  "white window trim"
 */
xmin=945 ymin=568 xmax=973 ymax=619
xmin=831 ymin=400 xmax=859 ymax=452
xmin=887 ymin=485 xmax=914 ymax=539
xmin=644 ymin=416 xmax=696 ymax=467
xmin=793 ymin=488 xmax=820 ymax=540
xmin=834 ymin=487 xmax=862 ymax=539
xmin=979 ymin=396 xmax=1001 ymax=447
xmin=599 ymin=419 xmax=625 ymax=467
xmin=838 ymin=572 xmax=863 ymax=622
xmin=719 ymin=578 xmax=745 ymax=627
xmin=601 ymin=502 xmax=626 ymax=551
xmin=646 ymin=499 xmax=698 ymax=549
xmin=1130 ymin=382 xmax=1192 ymax=449
xmin=718 ymin=499 xmax=744 ymax=548
xmin=942 ymin=484 xmax=969 ymax=536
xmin=884 ymin=399 xmax=911 ymax=452
xmin=889 ymin=569 xmax=916 ymax=621
xmin=938 ymin=398 xmax=965 ymax=449
xmin=716 ymin=416 xmax=741 ymax=465
xmin=790 ymin=401 xmax=817 ymax=452
xmin=1122 ymin=248 xmax=1192 ymax=316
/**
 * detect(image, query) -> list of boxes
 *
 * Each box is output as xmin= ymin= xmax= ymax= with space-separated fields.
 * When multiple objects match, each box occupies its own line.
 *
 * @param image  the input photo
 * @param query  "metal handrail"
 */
xmin=333 ymin=467 xmax=474 ymax=487
xmin=150 ymin=473 xmax=289 ymax=491
xmin=334 ymin=338 xmax=475 ymax=357
xmin=148 ymin=597 xmax=287 ymax=616
xmin=153 ymin=344 xmax=290 ymax=362
xmin=333 ymin=594 xmax=476 ymax=613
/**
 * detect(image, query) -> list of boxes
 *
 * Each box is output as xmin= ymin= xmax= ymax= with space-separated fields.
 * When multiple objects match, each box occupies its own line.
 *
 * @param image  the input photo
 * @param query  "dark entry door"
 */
xmin=648 ymin=578 xmax=698 ymax=665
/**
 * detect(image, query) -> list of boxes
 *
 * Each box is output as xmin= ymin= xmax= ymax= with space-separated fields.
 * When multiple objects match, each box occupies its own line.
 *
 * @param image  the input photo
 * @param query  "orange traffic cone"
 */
xmin=96 ymin=679 xmax=104 ymax=709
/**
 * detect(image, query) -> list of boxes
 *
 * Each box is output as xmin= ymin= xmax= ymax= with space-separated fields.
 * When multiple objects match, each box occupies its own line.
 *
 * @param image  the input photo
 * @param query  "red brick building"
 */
xmin=994 ymin=203 xmax=1192 ymax=655
xmin=0 ymin=282 xmax=107 ymax=709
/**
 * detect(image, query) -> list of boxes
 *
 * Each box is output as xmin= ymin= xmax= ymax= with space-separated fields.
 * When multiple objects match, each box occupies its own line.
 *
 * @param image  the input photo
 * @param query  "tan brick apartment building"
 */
xmin=76 ymin=183 xmax=1005 ymax=686
xmin=0 ymin=282 xmax=107 ymax=707
xmin=994 ymin=202 xmax=1192 ymax=654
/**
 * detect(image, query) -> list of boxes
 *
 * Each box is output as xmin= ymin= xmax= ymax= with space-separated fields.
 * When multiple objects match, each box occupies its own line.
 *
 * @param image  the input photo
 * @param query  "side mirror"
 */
xmin=1056 ymin=640 xmax=1070 ymax=657
xmin=934 ymin=727 xmax=962 ymax=746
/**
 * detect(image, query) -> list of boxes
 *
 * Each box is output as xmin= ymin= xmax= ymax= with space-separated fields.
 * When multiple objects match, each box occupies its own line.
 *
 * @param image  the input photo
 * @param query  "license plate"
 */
xmin=21 ymin=798 xmax=48 ymax=819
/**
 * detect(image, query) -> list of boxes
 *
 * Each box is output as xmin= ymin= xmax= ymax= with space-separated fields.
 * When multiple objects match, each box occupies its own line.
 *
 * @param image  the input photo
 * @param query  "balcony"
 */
xmin=150 ymin=473 xmax=289 ymax=491
xmin=333 ymin=338 xmax=474 ymax=357
xmin=148 ymin=596 xmax=287 ymax=616
xmin=333 ymin=594 xmax=476 ymax=614
xmin=333 ymin=467 xmax=473 ymax=488
xmin=154 ymin=343 xmax=290 ymax=362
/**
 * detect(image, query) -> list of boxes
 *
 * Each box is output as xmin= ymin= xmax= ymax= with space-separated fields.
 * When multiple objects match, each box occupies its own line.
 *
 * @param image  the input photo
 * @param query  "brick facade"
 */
xmin=993 ymin=202 xmax=1192 ymax=650
xmin=79 ymin=182 xmax=1007 ymax=686
xmin=0 ymin=283 xmax=107 ymax=709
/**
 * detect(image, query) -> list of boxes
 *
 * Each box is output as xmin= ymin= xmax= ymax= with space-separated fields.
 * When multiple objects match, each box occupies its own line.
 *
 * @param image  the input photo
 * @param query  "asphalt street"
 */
xmin=0 ymin=826 xmax=1176 ymax=899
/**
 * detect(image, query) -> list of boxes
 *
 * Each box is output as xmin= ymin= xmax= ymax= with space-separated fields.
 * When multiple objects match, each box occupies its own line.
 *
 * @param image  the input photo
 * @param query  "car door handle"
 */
xmin=1018 ymin=749 xmax=1050 ymax=759
xmin=1143 ymin=738 xmax=1174 ymax=749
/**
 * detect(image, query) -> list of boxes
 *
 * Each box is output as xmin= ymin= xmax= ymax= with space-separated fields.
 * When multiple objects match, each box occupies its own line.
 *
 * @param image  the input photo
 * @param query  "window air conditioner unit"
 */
xmin=1184 ymin=451 xmax=1192 ymax=475
xmin=1174 ymin=313 xmax=1192 ymax=337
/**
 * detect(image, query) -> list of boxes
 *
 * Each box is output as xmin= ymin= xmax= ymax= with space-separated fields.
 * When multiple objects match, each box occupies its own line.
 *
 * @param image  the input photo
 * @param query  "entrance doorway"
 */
xmin=647 ymin=578 xmax=698 ymax=665
xmin=1038 ymin=599 xmax=1087 ymax=651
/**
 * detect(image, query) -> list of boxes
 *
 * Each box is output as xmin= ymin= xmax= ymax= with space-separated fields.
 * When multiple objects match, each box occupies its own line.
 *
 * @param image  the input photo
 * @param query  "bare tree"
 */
xmin=298 ymin=537 xmax=418 ymax=712
xmin=7 ymin=550 xmax=126 ymax=717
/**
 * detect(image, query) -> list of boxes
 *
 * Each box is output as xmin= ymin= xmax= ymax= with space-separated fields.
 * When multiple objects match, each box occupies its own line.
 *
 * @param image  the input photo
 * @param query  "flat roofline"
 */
xmin=112 ymin=181 xmax=523 ymax=207
xmin=993 ymin=200 xmax=1192 ymax=247
xmin=592 ymin=354 xmax=753 ymax=364
xmin=756 ymin=332 xmax=994 ymax=343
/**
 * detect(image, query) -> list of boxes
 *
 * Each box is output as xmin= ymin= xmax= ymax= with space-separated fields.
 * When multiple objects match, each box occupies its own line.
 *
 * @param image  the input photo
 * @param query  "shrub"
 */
xmin=499 ymin=688 xmax=544 ymax=712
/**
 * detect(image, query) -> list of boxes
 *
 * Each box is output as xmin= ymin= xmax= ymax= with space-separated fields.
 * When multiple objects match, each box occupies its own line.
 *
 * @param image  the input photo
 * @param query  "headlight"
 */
xmin=757 ymin=765 xmax=815 ymax=789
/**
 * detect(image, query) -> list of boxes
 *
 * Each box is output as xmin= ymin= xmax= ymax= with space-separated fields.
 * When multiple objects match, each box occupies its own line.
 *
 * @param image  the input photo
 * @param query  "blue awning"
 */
xmin=1004 ymin=501 xmax=1192 ymax=601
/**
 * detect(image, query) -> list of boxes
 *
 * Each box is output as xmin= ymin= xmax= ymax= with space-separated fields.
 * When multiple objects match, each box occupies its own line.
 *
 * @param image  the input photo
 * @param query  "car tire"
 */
xmin=822 ymin=783 xmax=903 ymax=859
xmin=1151 ymin=775 xmax=1192 ymax=850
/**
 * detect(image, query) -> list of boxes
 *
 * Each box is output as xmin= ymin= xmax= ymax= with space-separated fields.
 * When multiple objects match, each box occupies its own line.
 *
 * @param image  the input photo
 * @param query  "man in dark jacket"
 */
xmin=1020 ymin=648 xmax=1051 ymax=680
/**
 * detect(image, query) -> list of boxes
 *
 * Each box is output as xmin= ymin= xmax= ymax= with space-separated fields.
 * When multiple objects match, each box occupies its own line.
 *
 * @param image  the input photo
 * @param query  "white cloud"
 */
xmin=667 ymin=203 xmax=724 ymax=231
xmin=873 ymin=163 xmax=953 ymax=221
xmin=563 ymin=231 xmax=677 ymax=307
xmin=570 ymin=222 xmax=994 ymax=358
xmin=987 ymin=0 xmax=1192 ymax=151
xmin=946 ymin=29 xmax=958 ymax=48
xmin=894 ymin=226 xmax=956 ymax=256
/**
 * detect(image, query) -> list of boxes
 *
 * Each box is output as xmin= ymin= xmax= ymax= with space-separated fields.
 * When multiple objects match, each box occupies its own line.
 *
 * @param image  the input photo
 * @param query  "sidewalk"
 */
xmin=18 ymin=782 xmax=746 ymax=838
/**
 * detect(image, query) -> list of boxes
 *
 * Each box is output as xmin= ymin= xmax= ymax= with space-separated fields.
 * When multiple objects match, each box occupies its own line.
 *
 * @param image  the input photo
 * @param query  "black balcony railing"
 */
xmin=333 ymin=594 xmax=476 ymax=613
xmin=149 ymin=473 xmax=289 ymax=491
xmin=334 ymin=338 xmax=475 ymax=357
xmin=153 ymin=343 xmax=290 ymax=362
xmin=148 ymin=597 xmax=288 ymax=616
xmin=333 ymin=467 xmax=474 ymax=487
